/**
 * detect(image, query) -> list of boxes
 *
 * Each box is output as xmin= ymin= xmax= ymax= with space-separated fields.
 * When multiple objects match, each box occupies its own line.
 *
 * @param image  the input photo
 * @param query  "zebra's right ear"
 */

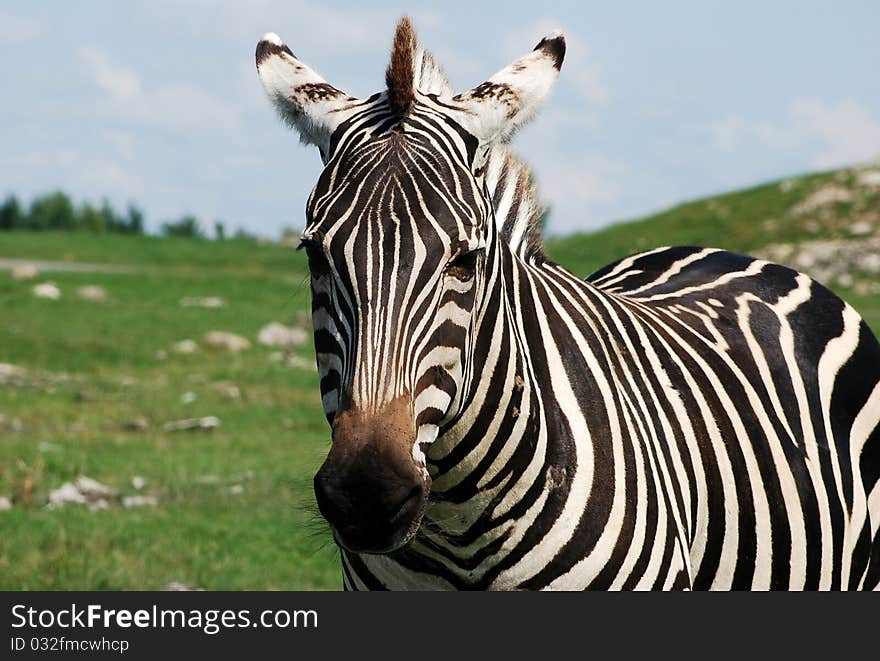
xmin=256 ymin=33 xmax=358 ymax=160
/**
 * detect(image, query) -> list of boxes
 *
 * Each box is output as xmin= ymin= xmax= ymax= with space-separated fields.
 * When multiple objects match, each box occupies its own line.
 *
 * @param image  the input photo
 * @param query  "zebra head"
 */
xmin=257 ymin=18 xmax=564 ymax=554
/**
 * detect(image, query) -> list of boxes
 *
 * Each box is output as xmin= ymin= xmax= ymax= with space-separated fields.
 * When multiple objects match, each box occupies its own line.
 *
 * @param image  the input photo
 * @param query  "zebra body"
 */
xmin=256 ymin=19 xmax=880 ymax=589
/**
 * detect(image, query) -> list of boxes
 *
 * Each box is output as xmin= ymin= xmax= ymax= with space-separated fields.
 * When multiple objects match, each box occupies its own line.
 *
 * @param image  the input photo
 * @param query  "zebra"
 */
xmin=256 ymin=18 xmax=880 ymax=590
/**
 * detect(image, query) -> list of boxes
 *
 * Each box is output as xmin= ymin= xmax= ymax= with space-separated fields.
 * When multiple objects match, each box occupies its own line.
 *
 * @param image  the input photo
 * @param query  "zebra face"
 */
xmin=302 ymin=129 xmax=488 ymax=553
xmin=256 ymin=19 xmax=564 ymax=554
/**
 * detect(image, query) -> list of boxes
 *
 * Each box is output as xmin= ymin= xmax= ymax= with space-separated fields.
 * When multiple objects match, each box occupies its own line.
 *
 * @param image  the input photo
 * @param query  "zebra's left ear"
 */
xmin=453 ymin=33 xmax=565 ymax=145
xmin=256 ymin=33 xmax=358 ymax=160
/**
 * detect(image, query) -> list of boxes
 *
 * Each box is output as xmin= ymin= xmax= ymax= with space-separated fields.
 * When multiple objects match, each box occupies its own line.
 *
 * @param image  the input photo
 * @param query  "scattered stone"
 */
xmin=122 ymin=495 xmax=158 ymax=508
xmin=0 ymin=364 xmax=29 ymax=390
xmin=171 ymin=339 xmax=199 ymax=354
xmin=76 ymin=285 xmax=108 ymax=302
xmin=0 ymin=414 xmax=23 ymax=432
xmin=756 ymin=237 xmax=880 ymax=287
xmin=854 ymin=281 xmax=880 ymax=296
xmin=268 ymin=352 xmax=316 ymax=371
xmin=32 ymin=282 xmax=61 ymax=300
xmin=11 ymin=264 xmax=38 ymax=280
xmin=75 ymin=476 xmax=117 ymax=499
xmin=779 ymin=179 xmax=796 ymax=193
xmin=181 ymin=391 xmax=198 ymax=404
xmin=193 ymin=474 xmax=221 ymax=485
xmin=226 ymin=484 xmax=244 ymax=495
xmin=123 ymin=417 xmax=150 ymax=431
xmin=47 ymin=482 xmax=86 ymax=508
xmin=214 ymin=382 xmax=241 ymax=400
xmin=0 ymin=496 xmax=12 ymax=510
xmin=179 ymin=296 xmax=225 ymax=308
xmin=131 ymin=476 xmax=147 ymax=490
xmin=258 ymin=322 xmax=308 ymax=348
xmin=75 ymin=389 xmax=98 ymax=402
xmin=155 ymin=349 xmax=168 ymax=361
xmin=856 ymin=169 xmax=880 ymax=188
xmin=38 ymin=441 xmax=62 ymax=453
xmin=162 ymin=416 xmax=221 ymax=432
xmin=858 ymin=253 xmax=880 ymax=274
xmin=790 ymin=185 xmax=853 ymax=216
xmin=848 ymin=221 xmax=874 ymax=236
xmin=203 ymin=331 xmax=250 ymax=352
xmin=164 ymin=582 xmax=203 ymax=591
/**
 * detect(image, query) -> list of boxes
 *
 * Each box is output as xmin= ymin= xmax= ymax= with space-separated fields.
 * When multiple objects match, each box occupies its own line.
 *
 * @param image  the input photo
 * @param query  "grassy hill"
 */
xmin=1 ymin=162 xmax=879 ymax=589
xmin=547 ymin=163 xmax=880 ymax=330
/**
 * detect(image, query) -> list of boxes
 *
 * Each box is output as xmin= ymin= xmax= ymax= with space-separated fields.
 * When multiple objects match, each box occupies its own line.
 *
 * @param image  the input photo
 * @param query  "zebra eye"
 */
xmin=298 ymin=239 xmax=331 ymax=277
xmin=446 ymin=249 xmax=480 ymax=282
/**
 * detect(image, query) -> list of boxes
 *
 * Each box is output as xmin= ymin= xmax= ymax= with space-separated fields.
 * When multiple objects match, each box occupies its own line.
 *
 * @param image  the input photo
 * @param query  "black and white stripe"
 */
xmin=256 ymin=20 xmax=880 ymax=590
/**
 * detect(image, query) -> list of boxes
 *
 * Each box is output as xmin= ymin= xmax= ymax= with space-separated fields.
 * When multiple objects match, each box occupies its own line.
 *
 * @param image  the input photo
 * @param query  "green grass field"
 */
xmin=2 ymin=164 xmax=878 ymax=589
xmin=1 ymin=236 xmax=341 ymax=589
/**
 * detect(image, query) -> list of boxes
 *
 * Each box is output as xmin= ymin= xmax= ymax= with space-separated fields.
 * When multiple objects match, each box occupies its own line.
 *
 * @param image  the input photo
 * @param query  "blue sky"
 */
xmin=2 ymin=1 xmax=879 ymax=237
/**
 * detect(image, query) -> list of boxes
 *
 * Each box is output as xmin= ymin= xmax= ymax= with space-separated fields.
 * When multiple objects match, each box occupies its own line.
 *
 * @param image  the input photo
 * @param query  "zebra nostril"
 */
xmin=389 ymin=485 xmax=424 ymax=525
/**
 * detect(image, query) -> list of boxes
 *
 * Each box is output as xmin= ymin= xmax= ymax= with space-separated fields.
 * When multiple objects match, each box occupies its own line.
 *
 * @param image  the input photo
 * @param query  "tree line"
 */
xmin=0 ymin=191 xmax=253 ymax=239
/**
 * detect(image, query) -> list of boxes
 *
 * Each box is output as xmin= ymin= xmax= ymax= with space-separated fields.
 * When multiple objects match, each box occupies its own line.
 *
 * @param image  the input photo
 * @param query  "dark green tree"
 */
xmin=0 ymin=195 xmax=22 ymax=230
xmin=161 ymin=214 xmax=204 ymax=238
xmin=28 ymin=191 xmax=76 ymax=230
xmin=125 ymin=204 xmax=144 ymax=235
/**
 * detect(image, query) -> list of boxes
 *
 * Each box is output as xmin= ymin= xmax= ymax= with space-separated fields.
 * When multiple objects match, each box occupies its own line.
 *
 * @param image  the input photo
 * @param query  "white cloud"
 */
xmin=78 ymin=47 xmax=240 ymax=132
xmin=708 ymin=98 xmax=880 ymax=170
xmin=532 ymin=153 xmax=626 ymax=234
xmin=79 ymin=47 xmax=142 ymax=100
xmin=0 ymin=12 xmax=42 ymax=44
xmin=791 ymin=98 xmax=880 ymax=169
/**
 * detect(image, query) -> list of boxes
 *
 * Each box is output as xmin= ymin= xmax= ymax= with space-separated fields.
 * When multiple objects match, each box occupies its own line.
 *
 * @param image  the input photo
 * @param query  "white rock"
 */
xmin=226 ymin=484 xmax=244 ymax=495
xmin=848 ymin=221 xmax=873 ymax=236
xmin=122 ymin=495 xmax=158 ymax=508
xmin=32 ymin=282 xmax=61 ymax=300
xmin=790 ymin=185 xmax=853 ymax=215
xmin=203 ymin=331 xmax=250 ymax=352
xmin=0 ymin=363 xmax=27 ymax=386
xmin=47 ymin=482 xmax=87 ymax=508
xmin=0 ymin=496 xmax=12 ymax=510
xmin=75 ymin=476 xmax=117 ymax=498
xmin=172 ymin=339 xmax=199 ymax=354
xmin=257 ymin=322 xmax=308 ymax=348
xmin=856 ymin=169 xmax=880 ymax=188
xmin=123 ymin=417 xmax=150 ymax=431
xmin=11 ymin=264 xmax=38 ymax=280
xmin=214 ymin=382 xmax=241 ymax=400
xmin=179 ymin=296 xmax=225 ymax=308
xmin=38 ymin=441 xmax=62 ymax=453
xmin=76 ymin=285 xmax=107 ymax=302
xmin=858 ymin=253 xmax=880 ymax=274
xmin=181 ymin=391 xmax=197 ymax=404
xmin=164 ymin=582 xmax=203 ymax=591
xmin=131 ymin=476 xmax=146 ymax=490
xmin=835 ymin=273 xmax=854 ymax=288
xmin=162 ymin=416 xmax=221 ymax=432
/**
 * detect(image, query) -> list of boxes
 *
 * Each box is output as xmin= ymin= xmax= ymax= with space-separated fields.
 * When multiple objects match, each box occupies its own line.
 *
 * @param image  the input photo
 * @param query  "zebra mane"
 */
xmin=386 ymin=17 xmax=453 ymax=113
xmin=484 ymin=146 xmax=547 ymax=261
xmin=386 ymin=17 xmax=546 ymax=260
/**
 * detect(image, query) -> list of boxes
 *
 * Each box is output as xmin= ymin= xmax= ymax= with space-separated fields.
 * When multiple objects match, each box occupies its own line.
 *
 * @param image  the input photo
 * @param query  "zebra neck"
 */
xmin=423 ymin=246 xmax=559 ymax=542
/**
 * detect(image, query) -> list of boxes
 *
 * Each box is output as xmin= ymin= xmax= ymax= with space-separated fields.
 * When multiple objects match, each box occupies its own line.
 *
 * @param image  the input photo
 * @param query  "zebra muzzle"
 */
xmin=314 ymin=398 xmax=429 ymax=554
